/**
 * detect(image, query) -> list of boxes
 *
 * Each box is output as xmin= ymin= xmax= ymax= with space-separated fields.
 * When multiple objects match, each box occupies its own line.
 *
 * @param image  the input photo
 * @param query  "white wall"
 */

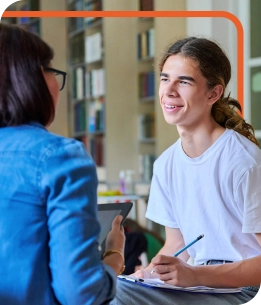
xmin=186 ymin=0 xmax=240 ymax=100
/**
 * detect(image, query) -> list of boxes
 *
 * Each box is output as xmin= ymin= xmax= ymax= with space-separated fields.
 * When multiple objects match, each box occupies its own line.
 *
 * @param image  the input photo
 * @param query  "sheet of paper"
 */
xmin=118 ymin=275 xmax=242 ymax=294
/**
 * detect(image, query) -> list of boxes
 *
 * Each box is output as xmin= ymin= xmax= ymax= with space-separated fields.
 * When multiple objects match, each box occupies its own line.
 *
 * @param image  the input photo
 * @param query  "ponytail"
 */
xmin=212 ymin=95 xmax=259 ymax=146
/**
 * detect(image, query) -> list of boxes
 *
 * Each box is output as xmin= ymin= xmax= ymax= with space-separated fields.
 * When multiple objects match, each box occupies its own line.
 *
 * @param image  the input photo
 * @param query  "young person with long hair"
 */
xmin=111 ymin=37 xmax=261 ymax=305
xmin=0 ymin=23 xmax=125 ymax=305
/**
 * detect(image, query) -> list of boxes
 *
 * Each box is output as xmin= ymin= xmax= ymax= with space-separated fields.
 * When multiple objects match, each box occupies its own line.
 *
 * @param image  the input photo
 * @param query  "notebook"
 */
xmin=118 ymin=275 xmax=242 ymax=294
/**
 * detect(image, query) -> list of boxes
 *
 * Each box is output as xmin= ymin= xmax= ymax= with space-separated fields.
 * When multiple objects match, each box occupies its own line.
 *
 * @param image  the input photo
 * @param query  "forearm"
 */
xmin=103 ymin=251 xmax=125 ymax=276
xmin=146 ymin=241 xmax=189 ymax=272
xmin=195 ymin=255 xmax=261 ymax=288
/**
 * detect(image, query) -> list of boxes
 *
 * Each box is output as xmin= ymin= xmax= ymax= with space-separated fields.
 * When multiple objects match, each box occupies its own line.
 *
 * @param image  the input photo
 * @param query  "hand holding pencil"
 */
xmin=151 ymin=234 xmax=204 ymax=274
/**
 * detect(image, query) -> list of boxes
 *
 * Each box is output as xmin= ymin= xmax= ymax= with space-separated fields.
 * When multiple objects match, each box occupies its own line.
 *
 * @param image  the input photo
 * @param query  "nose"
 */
xmin=163 ymin=82 xmax=179 ymax=97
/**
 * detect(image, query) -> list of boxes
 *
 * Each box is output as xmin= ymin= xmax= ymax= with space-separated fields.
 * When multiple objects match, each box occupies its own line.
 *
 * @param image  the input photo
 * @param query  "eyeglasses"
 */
xmin=43 ymin=67 xmax=67 ymax=91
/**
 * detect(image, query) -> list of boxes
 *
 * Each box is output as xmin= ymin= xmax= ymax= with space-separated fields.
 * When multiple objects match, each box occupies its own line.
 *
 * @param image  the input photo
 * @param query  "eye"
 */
xmin=160 ymin=77 xmax=169 ymax=82
xmin=180 ymin=80 xmax=189 ymax=85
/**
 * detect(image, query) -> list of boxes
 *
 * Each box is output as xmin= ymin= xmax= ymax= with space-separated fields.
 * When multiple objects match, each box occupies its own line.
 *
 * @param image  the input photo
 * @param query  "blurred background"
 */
xmin=2 ymin=0 xmax=261 ymax=238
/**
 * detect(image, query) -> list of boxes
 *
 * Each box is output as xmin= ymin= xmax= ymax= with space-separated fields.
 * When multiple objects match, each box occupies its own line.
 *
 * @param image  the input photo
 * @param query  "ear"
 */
xmin=207 ymin=85 xmax=224 ymax=105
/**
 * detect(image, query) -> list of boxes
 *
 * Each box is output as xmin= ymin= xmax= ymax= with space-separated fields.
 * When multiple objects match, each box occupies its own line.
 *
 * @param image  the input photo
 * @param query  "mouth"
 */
xmin=165 ymin=104 xmax=182 ymax=109
xmin=163 ymin=103 xmax=184 ymax=111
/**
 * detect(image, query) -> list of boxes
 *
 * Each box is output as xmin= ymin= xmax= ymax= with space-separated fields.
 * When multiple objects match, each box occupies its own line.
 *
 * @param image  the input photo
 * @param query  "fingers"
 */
xmin=133 ymin=268 xmax=152 ymax=279
xmin=151 ymin=255 xmax=180 ymax=275
xmin=151 ymin=254 xmax=174 ymax=265
xmin=111 ymin=215 xmax=123 ymax=228
xmin=153 ymin=263 xmax=171 ymax=275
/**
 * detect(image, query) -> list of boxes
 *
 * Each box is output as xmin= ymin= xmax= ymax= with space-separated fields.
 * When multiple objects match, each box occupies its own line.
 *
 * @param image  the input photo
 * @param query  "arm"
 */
xmin=195 ymin=233 xmax=261 ymax=288
xmin=135 ymin=227 xmax=189 ymax=277
xmin=43 ymin=140 xmax=120 ymax=304
xmin=102 ymin=215 xmax=125 ymax=275
xmin=151 ymin=233 xmax=261 ymax=287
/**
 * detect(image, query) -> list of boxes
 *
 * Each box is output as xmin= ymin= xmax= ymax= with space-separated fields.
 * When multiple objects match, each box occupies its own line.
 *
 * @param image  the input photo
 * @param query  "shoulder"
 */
xmin=0 ymin=123 xmax=91 ymax=162
xmin=154 ymin=139 xmax=180 ymax=168
xmin=228 ymin=130 xmax=261 ymax=165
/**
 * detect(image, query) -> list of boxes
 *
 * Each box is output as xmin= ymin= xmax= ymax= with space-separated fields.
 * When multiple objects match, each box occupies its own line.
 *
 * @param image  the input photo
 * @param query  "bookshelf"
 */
xmin=21 ymin=0 xmax=41 ymax=35
xmin=2 ymin=0 xmax=69 ymax=138
xmin=2 ymin=0 xmax=41 ymax=35
xmin=67 ymin=0 xmax=186 ymax=186
xmin=137 ymin=10 xmax=156 ymax=183
xmin=68 ymin=1 xmax=105 ymax=167
xmin=68 ymin=0 xmax=138 ymax=182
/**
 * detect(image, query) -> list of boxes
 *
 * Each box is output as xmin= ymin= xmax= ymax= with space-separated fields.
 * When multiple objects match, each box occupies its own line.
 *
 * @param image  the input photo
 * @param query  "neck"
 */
xmin=177 ymin=119 xmax=225 ymax=158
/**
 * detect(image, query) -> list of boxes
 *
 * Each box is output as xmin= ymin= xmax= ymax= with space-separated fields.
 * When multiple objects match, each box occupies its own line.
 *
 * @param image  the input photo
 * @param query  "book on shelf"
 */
xmin=18 ymin=4 xmax=30 ymax=25
xmin=74 ymin=101 xmax=87 ymax=132
xmin=86 ymin=68 xmax=105 ymax=98
xmin=138 ymin=112 xmax=155 ymax=140
xmin=84 ymin=0 xmax=102 ymax=26
xmin=70 ymin=32 xmax=85 ymax=65
xmin=73 ymin=66 xmax=85 ymax=100
xmin=90 ymin=135 xmax=104 ymax=166
xmin=137 ymin=28 xmax=155 ymax=60
xmin=139 ymin=0 xmax=154 ymax=11
xmin=28 ymin=0 xmax=40 ymax=10
xmin=139 ymin=154 xmax=156 ymax=182
xmin=147 ymin=28 xmax=155 ymax=57
xmin=92 ymin=68 xmax=105 ymax=97
xmin=88 ymin=97 xmax=105 ymax=133
xmin=68 ymin=17 xmax=84 ymax=33
xmin=85 ymin=32 xmax=103 ymax=63
xmin=139 ymin=72 xmax=155 ymax=99
xmin=16 ymin=3 xmax=41 ymax=36
xmin=68 ymin=0 xmax=84 ymax=32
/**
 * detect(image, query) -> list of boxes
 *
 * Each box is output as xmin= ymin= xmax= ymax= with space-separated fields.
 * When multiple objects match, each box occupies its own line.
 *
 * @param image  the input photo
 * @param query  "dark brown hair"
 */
xmin=0 ymin=23 xmax=55 ymax=127
xmin=159 ymin=37 xmax=259 ymax=146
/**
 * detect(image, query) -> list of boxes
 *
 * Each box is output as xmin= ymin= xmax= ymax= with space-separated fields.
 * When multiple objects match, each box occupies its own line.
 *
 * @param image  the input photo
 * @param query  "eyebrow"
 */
xmin=160 ymin=73 xmax=196 ymax=82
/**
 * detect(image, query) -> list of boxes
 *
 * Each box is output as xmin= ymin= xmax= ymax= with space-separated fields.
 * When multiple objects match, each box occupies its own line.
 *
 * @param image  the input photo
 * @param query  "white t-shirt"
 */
xmin=146 ymin=129 xmax=261 ymax=265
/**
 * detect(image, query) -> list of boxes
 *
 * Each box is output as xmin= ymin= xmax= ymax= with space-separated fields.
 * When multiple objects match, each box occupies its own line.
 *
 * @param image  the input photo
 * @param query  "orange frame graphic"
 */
xmin=2 ymin=10 xmax=244 ymax=114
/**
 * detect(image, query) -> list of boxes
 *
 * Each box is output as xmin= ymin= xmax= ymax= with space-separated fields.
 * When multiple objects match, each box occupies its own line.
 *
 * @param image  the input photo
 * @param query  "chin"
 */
xmin=162 ymin=113 xmax=179 ymax=126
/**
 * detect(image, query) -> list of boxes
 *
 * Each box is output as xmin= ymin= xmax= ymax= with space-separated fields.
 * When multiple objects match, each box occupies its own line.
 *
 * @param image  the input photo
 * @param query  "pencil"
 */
xmin=151 ymin=234 xmax=204 ymax=274
xmin=173 ymin=234 xmax=204 ymax=257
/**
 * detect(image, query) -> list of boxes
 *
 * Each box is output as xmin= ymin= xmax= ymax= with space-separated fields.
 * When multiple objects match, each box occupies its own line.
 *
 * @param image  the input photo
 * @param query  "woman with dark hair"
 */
xmin=111 ymin=37 xmax=261 ymax=304
xmin=0 ymin=23 xmax=125 ymax=305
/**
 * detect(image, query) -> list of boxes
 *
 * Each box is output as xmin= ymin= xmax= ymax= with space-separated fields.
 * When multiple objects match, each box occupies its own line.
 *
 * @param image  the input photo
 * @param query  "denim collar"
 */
xmin=28 ymin=121 xmax=47 ymax=130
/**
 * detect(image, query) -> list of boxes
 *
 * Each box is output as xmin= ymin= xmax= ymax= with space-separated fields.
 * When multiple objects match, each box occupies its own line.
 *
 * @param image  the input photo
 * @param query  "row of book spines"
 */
xmin=68 ymin=0 xmax=101 ymax=11
xmin=72 ymin=67 xmax=105 ymax=100
xmin=137 ymin=28 xmax=155 ymax=59
xmin=138 ymin=112 xmax=156 ymax=139
xmin=139 ymin=0 xmax=154 ymax=11
xmin=88 ymin=99 xmax=105 ymax=132
xmin=85 ymin=32 xmax=103 ymax=64
xmin=139 ymin=154 xmax=156 ymax=182
xmin=19 ymin=1 xmax=40 ymax=11
xmin=74 ymin=101 xmax=86 ymax=132
xmin=90 ymin=135 xmax=104 ymax=166
xmin=139 ymin=72 xmax=155 ymax=98
xmin=69 ymin=17 xmax=102 ymax=33
xmin=75 ymin=134 xmax=104 ymax=167
xmin=69 ymin=31 xmax=103 ymax=65
xmin=74 ymin=99 xmax=105 ymax=133
xmin=85 ymin=0 xmax=102 ymax=25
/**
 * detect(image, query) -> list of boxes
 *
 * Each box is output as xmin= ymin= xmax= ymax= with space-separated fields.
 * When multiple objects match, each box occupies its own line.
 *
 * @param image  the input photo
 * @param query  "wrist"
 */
xmin=102 ymin=249 xmax=125 ymax=275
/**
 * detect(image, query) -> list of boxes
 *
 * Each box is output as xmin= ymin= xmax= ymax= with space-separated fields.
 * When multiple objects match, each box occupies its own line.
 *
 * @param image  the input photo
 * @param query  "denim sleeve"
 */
xmin=39 ymin=139 xmax=116 ymax=305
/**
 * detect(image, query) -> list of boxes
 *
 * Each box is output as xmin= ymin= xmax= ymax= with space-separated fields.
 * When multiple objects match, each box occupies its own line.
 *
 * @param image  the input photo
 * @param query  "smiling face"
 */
xmin=159 ymin=54 xmax=222 ymax=131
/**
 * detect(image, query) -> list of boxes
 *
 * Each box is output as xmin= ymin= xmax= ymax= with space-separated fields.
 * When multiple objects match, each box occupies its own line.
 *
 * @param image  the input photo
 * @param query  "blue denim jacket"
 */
xmin=0 ymin=123 xmax=115 ymax=305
